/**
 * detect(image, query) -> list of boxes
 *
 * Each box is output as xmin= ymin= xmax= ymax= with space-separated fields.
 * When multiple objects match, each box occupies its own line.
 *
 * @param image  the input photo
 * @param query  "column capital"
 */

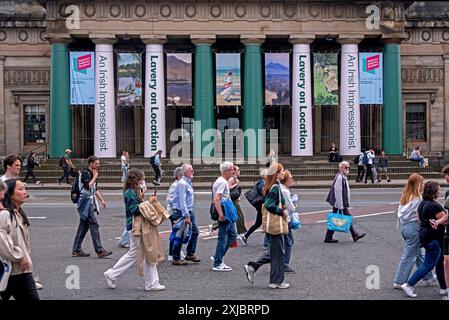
xmin=289 ymin=34 xmax=314 ymax=45
xmin=337 ymin=36 xmax=363 ymax=45
xmin=46 ymin=33 xmax=72 ymax=45
xmin=191 ymin=35 xmax=216 ymax=45
xmin=141 ymin=35 xmax=166 ymax=45
xmin=382 ymin=33 xmax=408 ymax=44
xmin=241 ymin=35 xmax=265 ymax=45
xmin=89 ymin=35 xmax=116 ymax=45
xmin=442 ymin=44 xmax=449 ymax=56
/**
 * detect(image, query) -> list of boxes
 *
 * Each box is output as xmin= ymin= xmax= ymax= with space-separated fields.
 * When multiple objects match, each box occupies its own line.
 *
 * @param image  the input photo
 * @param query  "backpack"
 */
xmin=70 ymin=169 xmax=87 ymax=204
xmin=362 ymin=153 xmax=369 ymax=165
xmin=149 ymin=155 xmax=155 ymax=165
xmin=59 ymin=156 xmax=65 ymax=167
xmin=353 ymin=155 xmax=360 ymax=165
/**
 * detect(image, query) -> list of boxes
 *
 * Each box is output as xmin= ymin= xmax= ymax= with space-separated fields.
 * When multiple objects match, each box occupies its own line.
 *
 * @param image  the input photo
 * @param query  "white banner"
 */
xmin=144 ymin=44 xmax=166 ymax=158
xmin=340 ymin=44 xmax=360 ymax=155
xmin=292 ymin=44 xmax=313 ymax=156
xmin=94 ymin=44 xmax=116 ymax=157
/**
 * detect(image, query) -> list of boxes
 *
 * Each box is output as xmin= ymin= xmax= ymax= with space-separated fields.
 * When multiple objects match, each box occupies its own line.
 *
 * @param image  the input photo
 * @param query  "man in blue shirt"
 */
xmin=171 ymin=164 xmax=200 ymax=265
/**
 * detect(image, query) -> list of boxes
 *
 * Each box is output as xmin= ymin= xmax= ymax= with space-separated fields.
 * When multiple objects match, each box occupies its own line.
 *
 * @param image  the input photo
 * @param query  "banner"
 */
xmin=216 ymin=53 xmax=241 ymax=106
xmin=144 ymin=44 xmax=166 ymax=158
xmin=340 ymin=44 xmax=360 ymax=155
xmin=292 ymin=45 xmax=313 ymax=156
xmin=167 ymin=53 xmax=192 ymax=106
xmin=95 ymin=44 xmax=116 ymax=157
xmin=359 ymin=52 xmax=383 ymax=104
xmin=313 ymin=53 xmax=338 ymax=105
xmin=117 ymin=52 xmax=143 ymax=106
xmin=264 ymin=53 xmax=290 ymax=105
xmin=70 ymin=51 xmax=95 ymax=105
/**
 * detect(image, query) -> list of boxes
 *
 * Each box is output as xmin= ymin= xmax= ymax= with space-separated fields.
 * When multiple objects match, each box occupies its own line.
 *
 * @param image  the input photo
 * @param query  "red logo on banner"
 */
xmin=366 ymin=55 xmax=379 ymax=71
xmin=77 ymin=54 xmax=91 ymax=71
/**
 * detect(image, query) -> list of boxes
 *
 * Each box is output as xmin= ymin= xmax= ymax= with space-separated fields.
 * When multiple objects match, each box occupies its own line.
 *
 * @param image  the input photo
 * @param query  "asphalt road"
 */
xmin=19 ymin=188 xmax=447 ymax=300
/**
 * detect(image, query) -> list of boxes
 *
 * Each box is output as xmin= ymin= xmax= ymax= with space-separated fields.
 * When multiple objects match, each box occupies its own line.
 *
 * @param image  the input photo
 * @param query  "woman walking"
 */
xmin=0 ymin=179 xmax=39 ymax=300
xmin=229 ymin=166 xmax=246 ymax=246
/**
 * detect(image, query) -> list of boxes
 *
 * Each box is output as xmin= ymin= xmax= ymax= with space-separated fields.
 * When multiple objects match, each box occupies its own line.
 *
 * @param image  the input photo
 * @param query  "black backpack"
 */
xmin=353 ymin=155 xmax=360 ymax=165
xmin=149 ymin=155 xmax=155 ymax=165
xmin=59 ymin=156 xmax=65 ymax=167
xmin=70 ymin=169 xmax=87 ymax=204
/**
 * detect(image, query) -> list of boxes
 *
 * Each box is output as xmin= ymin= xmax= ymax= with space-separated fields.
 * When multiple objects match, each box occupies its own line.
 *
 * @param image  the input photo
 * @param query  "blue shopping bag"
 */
xmin=327 ymin=211 xmax=352 ymax=233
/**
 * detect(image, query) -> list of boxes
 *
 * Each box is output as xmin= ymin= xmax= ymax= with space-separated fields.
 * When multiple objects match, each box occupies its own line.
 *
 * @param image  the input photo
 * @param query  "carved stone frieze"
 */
xmin=401 ymin=67 xmax=444 ymax=84
xmin=405 ymin=28 xmax=449 ymax=43
xmin=4 ymin=69 xmax=50 ymax=87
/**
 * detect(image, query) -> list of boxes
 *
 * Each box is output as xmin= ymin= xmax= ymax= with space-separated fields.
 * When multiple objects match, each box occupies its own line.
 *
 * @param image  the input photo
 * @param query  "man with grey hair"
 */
xmin=172 ymin=164 xmax=200 ymax=265
xmin=167 ymin=166 xmax=185 ymax=261
xmin=211 ymin=161 xmax=238 ymax=271
xmin=324 ymin=161 xmax=366 ymax=243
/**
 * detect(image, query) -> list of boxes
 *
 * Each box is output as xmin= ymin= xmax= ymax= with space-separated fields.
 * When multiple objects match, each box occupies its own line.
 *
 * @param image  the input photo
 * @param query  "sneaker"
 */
xmin=72 ymin=250 xmax=90 ymax=257
xmin=97 ymin=250 xmax=113 ymax=258
xmin=36 ymin=181 xmax=41 ymax=184
xmin=423 ymin=274 xmax=438 ymax=286
xmin=401 ymin=283 xmax=417 ymax=298
xmin=185 ymin=254 xmax=201 ymax=262
xmin=35 ymin=282 xmax=43 ymax=290
xmin=172 ymin=259 xmax=188 ymax=266
xmin=104 ymin=271 xmax=115 ymax=289
xmin=208 ymin=224 xmax=214 ymax=237
xmin=146 ymin=284 xmax=166 ymax=291
xmin=387 ymin=179 xmax=391 ymax=182
xmin=443 ymin=296 xmax=449 ymax=300
xmin=284 ymin=266 xmax=296 ymax=274
xmin=167 ymin=255 xmax=173 ymax=262
xmin=180 ymin=251 xmax=186 ymax=260
xmin=393 ymin=283 xmax=402 ymax=289
xmin=118 ymin=243 xmax=130 ymax=249
xmin=238 ymin=235 xmax=248 ymax=247
xmin=244 ymin=264 xmax=255 ymax=284
xmin=439 ymin=289 xmax=448 ymax=295
xmin=212 ymin=263 xmax=232 ymax=272
xmin=269 ymin=282 xmax=290 ymax=289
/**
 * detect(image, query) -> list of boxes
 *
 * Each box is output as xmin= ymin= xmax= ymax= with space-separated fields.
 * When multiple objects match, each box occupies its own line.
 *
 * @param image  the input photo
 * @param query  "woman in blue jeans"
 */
xmin=401 ymin=181 xmax=448 ymax=298
xmin=393 ymin=174 xmax=436 ymax=288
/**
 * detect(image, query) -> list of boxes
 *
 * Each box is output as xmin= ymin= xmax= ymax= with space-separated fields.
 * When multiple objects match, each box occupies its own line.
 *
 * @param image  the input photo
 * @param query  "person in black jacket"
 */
xmin=24 ymin=152 xmax=40 ymax=184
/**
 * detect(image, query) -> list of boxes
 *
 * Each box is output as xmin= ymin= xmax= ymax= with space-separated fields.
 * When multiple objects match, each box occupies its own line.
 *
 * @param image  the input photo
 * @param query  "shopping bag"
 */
xmin=0 ymin=256 xmax=12 ymax=292
xmin=327 ymin=211 xmax=352 ymax=233
xmin=261 ymin=185 xmax=288 ymax=235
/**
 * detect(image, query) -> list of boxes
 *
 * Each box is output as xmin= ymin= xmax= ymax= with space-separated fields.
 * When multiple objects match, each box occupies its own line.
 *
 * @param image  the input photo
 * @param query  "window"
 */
xmin=181 ymin=117 xmax=193 ymax=141
xmin=24 ymin=105 xmax=46 ymax=143
xmin=406 ymin=103 xmax=426 ymax=140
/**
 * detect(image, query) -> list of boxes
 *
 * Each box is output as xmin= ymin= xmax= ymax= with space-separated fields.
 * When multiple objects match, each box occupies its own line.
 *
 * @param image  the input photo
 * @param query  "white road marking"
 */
xmin=28 ymin=216 xmax=47 ymax=219
xmin=316 ymin=211 xmax=395 ymax=223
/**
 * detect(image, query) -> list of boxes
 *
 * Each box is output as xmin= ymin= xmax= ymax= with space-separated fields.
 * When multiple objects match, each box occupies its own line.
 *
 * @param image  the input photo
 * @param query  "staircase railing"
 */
xmin=404 ymin=139 xmax=444 ymax=167
xmin=24 ymin=143 xmax=49 ymax=164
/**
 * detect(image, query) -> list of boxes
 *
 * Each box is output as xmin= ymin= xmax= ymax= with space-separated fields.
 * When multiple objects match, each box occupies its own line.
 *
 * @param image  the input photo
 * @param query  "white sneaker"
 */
xmin=237 ymin=234 xmax=248 ymax=247
xmin=439 ymin=289 xmax=448 ymax=295
xmin=36 ymin=181 xmax=41 ymax=184
xmin=167 ymin=255 xmax=173 ymax=261
xmin=104 ymin=271 xmax=115 ymax=289
xmin=393 ymin=283 xmax=402 ymax=290
xmin=180 ymin=251 xmax=186 ymax=260
xmin=212 ymin=263 xmax=232 ymax=272
xmin=208 ymin=224 xmax=214 ymax=237
xmin=35 ymin=282 xmax=43 ymax=290
xmin=424 ymin=274 xmax=438 ymax=286
xmin=401 ymin=283 xmax=417 ymax=298
xmin=146 ymin=284 xmax=166 ymax=291
xmin=269 ymin=282 xmax=290 ymax=289
xmin=244 ymin=264 xmax=255 ymax=284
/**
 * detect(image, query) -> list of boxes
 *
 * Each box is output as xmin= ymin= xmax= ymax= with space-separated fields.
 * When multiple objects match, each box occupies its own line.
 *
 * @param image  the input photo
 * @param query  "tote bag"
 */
xmin=262 ymin=185 xmax=288 ymax=235
xmin=0 ymin=256 xmax=12 ymax=292
xmin=327 ymin=210 xmax=352 ymax=233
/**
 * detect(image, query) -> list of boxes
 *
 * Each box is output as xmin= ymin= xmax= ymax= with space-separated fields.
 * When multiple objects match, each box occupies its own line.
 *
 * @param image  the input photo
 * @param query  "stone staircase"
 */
xmin=13 ymin=155 xmax=445 ymax=184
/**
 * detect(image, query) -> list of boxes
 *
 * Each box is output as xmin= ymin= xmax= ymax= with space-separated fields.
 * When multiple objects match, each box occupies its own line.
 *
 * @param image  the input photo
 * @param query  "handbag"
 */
xmin=327 ymin=210 xmax=353 ymax=233
xmin=244 ymin=185 xmax=264 ymax=207
xmin=261 ymin=185 xmax=288 ymax=235
xmin=230 ymin=186 xmax=241 ymax=201
xmin=0 ymin=256 xmax=12 ymax=292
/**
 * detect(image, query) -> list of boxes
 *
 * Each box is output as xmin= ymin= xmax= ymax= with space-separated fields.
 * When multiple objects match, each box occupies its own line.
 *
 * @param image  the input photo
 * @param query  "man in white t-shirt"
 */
xmin=120 ymin=151 xmax=129 ymax=183
xmin=211 ymin=161 xmax=237 ymax=272
xmin=1 ymin=154 xmax=22 ymax=182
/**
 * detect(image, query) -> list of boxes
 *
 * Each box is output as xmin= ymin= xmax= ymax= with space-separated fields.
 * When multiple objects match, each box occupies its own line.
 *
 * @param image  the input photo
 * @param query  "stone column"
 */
xmin=290 ymin=36 xmax=314 ymax=156
xmin=339 ymin=38 xmax=361 ymax=156
xmin=142 ymin=36 xmax=166 ymax=158
xmin=242 ymin=36 xmax=265 ymax=160
xmin=91 ymin=36 xmax=117 ymax=158
xmin=383 ymin=38 xmax=404 ymax=155
xmin=49 ymin=37 xmax=71 ymax=158
xmin=192 ymin=36 xmax=215 ymax=160
xmin=443 ymin=44 xmax=449 ymax=157
xmin=0 ymin=56 xmax=5 ymax=155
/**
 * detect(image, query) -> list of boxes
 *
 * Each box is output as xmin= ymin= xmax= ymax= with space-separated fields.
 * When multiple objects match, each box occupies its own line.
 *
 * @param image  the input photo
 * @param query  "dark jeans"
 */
xmin=234 ymin=200 xmax=247 ymax=235
xmin=0 ymin=273 xmax=40 ymax=301
xmin=248 ymin=234 xmax=285 ymax=285
xmin=364 ymin=164 xmax=374 ymax=183
xmin=244 ymin=204 xmax=263 ymax=240
xmin=213 ymin=220 xmax=237 ymax=267
xmin=284 ymin=228 xmax=294 ymax=267
xmin=72 ymin=203 xmax=104 ymax=253
xmin=172 ymin=210 xmax=199 ymax=260
xmin=325 ymin=207 xmax=359 ymax=241
xmin=408 ymin=239 xmax=443 ymax=287
xmin=356 ymin=165 xmax=365 ymax=182
xmin=58 ymin=166 xmax=70 ymax=184
xmin=152 ymin=165 xmax=162 ymax=182
xmin=24 ymin=168 xmax=37 ymax=183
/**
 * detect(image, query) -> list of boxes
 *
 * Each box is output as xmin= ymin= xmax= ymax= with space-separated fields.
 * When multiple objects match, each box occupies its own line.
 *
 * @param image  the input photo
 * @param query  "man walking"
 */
xmin=212 ymin=162 xmax=237 ymax=271
xmin=1 ymin=154 xmax=22 ymax=182
xmin=324 ymin=161 xmax=366 ymax=243
xmin=24 ymin=152 xmax=40 ymax=184
xmin=72 ymin=156 xmax=112 ymax=258
xmin=171 ymin=164 xmax=200 ymax=265
xmin=58 ymin=149 xmax=74 ymax=185
xmin=151 ymin=150 xmax=163 ymax=185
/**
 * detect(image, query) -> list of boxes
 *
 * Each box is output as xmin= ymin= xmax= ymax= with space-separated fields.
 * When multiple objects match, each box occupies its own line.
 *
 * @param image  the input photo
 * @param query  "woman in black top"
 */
xmin=401 ymin=181 xmax=448 ymax=298
xmin=328 ymin=142 xmax=340 ymax=163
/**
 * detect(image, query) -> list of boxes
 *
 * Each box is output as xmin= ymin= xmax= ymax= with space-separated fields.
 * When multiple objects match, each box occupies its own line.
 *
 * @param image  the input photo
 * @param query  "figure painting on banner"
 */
xmin=264 ymin=53 xmax=290 ymax=105
xmin=313 ymin=53 xmax=338 ymax=105
xmin=166 ymin=53 xmax=192 ymax=106
xmin=216 ymin=53 xmax=241 ymax=106
xmin=117 ymin=53 xmax=143 ymax=106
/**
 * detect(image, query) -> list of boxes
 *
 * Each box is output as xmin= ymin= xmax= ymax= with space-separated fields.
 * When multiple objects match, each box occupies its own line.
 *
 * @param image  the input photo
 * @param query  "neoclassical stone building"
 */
xmin=0 ymin=1 xmax=448 ymax=159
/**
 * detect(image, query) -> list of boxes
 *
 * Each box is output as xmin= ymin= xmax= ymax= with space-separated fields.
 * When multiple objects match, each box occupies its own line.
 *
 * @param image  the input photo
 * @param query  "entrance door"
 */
xmin=217 ymin=112 xmax=241 ymax=160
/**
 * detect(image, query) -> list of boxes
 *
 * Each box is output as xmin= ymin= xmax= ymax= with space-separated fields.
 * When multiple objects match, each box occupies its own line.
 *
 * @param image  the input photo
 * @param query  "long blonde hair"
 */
xmin=400 ymin=173 xmax=424 ymax=205
xmin=263 ymin=163 xmax=284 ymax=196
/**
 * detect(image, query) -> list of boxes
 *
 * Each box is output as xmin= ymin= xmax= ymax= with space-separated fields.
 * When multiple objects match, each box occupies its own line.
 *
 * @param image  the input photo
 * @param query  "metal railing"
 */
xmin=404 ymin=139 xmax=443 ymax=166
xmin=25 ymin=143 xmax=49 ymax=164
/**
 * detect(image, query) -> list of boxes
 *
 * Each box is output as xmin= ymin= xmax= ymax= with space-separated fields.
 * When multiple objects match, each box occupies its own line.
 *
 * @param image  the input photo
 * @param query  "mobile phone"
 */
xmin=153 ymin=189 xmax=157 ymax=196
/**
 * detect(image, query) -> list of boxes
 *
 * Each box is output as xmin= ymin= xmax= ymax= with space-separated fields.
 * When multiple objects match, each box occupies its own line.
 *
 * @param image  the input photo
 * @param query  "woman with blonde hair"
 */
xmin=393 ymin=173 xmax=436 ymax=289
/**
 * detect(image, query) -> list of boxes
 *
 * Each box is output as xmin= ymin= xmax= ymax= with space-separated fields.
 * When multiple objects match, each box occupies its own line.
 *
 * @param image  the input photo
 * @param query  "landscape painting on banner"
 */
xmin=70 ymin=51 xmax=95 ymax=105
xmin=359 ymin=52 xmax=383 ymax=104
xmin=166 ymin=53 xmax=192 ymax=106
xmin=313 ymin=53 xmax=338 ymax=105
xmin=265 ymin=53 xmax=290 ymax=105
xmin=117 ymin=52 xmax=143 ymax=106
xmin=216 ymin=53 xmax=241 ymax=106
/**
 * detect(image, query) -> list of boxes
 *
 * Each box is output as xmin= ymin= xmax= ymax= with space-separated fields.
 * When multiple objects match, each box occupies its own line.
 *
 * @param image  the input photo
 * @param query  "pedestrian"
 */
xmin=244 ymin=163 xmax=290 ymax=289
xmin=240 ymin=169 xmax=267 ymax=245
xmin=1 ymin=154 xmax=22 ymax=182
xmin=104 ymin=169 xmax=166 ymax=291
xmin=328 ymin=142 xmax=341 ymax=163
xmin=0 ymin=179 xmax=39 ymax=300
xmin=265 ymin=149 xmax=276 ymax=168
xmin=58 ymin=149 xmax=74 ymax=185
xmin=364 ymin=148 xmax=375 ymax=184
xmin=24 ymin=152 xmax=40 ymax=185
xmin=171 ymin=164 xmax=200 ymax=265
xmin=441 ymin=164 xmax=449 ymax=300
xmin=71 ymin=156 xmax=112 ymax=258
xmin=120 ymin=150 xmax=129 ymax=183
xmin=355 ymin=149 xmax=365 ymax=183
xmin=401 ymin=181 xmax=448 ymax=298
xmin=211 ymin=161 xmax=237 ymax=271
xmin=410 ymin=146 xmax=425 ymax=168
xmin=324 ymin=161 xmax=366 ymax=243
xmin=393 ymin=174 xmax=437 ymax=289
xmin=167 ymin=167 xmax=186 ymax=261
xmin=229 ymin=166 xmax=246 ymax=246
xmin=377 ymin=150 xmax=391 ymax=182
xmin=151 ymin=150 xmax=163 ymax=185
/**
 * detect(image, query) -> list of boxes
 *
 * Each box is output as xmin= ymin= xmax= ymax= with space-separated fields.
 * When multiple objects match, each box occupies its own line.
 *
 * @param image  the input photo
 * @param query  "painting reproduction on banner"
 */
xmin=216 ymin=53 xmax=241 ymax=106
xmin=70 ymin=51 xmax=95 ymax=105
xmin=117 ymin=53 xmax=143 ymax=106
xmin=166 ymin=53 xmax=192 ymax=106
xmin=313 ymin=53 xmax=338 ymax=105
xmin=265 ymin=53 xmax=290 ymax=105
